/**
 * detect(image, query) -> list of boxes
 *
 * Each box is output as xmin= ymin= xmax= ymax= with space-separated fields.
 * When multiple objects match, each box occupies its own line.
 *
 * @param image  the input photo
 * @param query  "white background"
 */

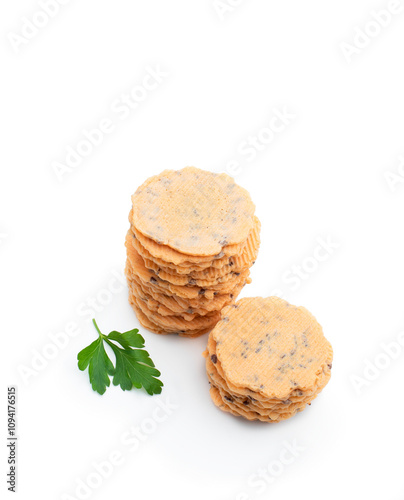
xmin=1 ymin=1 xmax=404 ymax=499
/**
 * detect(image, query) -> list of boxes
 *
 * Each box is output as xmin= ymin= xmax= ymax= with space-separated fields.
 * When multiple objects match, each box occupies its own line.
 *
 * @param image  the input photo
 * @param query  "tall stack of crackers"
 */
xmin=125 ymin=167 xmax=261 ymax=338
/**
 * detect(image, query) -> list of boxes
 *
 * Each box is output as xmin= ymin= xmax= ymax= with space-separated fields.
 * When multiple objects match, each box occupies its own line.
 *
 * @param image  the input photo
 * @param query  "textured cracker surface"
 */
xmin=212 ymin=297 xmax=333 ymax=399
xmin=205 ymin=296 xmax=333 ymax=421
xmin=131 ymin=167 xmax=255 ymax=256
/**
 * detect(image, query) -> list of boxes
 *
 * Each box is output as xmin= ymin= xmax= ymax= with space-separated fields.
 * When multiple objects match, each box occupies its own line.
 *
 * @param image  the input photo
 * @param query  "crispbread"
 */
xmin=214 ymin=383 xmax=309 ymax=417
xmin=204 ymin=297 xmax=333 ymax=421
xmin=129 ymin=283 xmax=216 ymax=321
xmin=130 ymin=292 xmax=221 ymax=331
xmin=125 ymin=167 xmax=260 ymax=337
xmin=136 ymin=217 xmax=261 ymax=284
xmin=206 ymin=334 xmax=331 ymax=403
xmin=128 ymin=279 xmax=218 ymax=320
xmin=129 ymin=214 xmax=260 ymax=274
xmin=129 ymin=296 xmax=212 ymax=338
xmin=209 ymin=386 xmax=298 ymax=423
xmin=131 ymin=234 xmax=240 ymax=272
xmin=212 ymin=297 xmax=333 ymax=400
xmin=126 ymin=232 xmax=251 ymax=300
xmin=130 ymin=167 xmax=255 ymax=256
xmin=131 ymin=223 xmax=242 ymax=265
xmin=126 ymin=264 xmax=240 ymax=314
xmin=205 ymin=340 xmax=331 ymax=409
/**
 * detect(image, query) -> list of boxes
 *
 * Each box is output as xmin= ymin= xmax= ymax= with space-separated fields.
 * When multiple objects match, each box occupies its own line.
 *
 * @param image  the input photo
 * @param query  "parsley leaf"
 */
xmin=77 ymin=319 xmax=163 ymax=396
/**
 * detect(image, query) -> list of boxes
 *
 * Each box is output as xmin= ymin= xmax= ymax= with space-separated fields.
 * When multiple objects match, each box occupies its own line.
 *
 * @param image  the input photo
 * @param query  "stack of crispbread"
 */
xmin=125 ymin=167 xmax=260 ymax=337
xmin=204 ymin=297 xmax=333 ymax=422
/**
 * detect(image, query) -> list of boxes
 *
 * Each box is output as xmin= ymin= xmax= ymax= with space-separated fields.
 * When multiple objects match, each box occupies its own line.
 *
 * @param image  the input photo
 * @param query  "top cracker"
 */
xmin=212 ymin=297 xmax=333 ymax=400
xmin=131 ymin=167 xmax=255 ymax=256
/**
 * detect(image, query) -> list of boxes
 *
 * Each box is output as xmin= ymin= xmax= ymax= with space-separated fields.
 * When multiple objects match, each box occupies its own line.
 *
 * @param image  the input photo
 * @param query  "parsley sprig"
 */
xmin=77 ymin=319 xmax=163 ymax=396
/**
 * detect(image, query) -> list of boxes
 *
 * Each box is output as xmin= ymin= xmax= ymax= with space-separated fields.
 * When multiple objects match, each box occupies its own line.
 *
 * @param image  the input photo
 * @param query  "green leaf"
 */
xmin=77 ymin=319 xmax=163 ymax=396
xmin=77 ymin=338 xmax=102 ymax=371
xmin=106 ymin=329 xmax=145 ymax=349
xmin=107 ymin=342 xmax=163 ymax=395
xmin=78 ymin=337 xmax=114 ymax=395
xmin=108 ymin=345 xmax=133 ymax=391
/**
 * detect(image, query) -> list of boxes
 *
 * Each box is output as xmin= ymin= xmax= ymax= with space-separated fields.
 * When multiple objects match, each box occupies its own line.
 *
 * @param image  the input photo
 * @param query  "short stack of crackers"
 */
xmin=204 ymin=297 xmax=333 ymax=422
xmin=125 ymin=167 xmax=261 ymax=338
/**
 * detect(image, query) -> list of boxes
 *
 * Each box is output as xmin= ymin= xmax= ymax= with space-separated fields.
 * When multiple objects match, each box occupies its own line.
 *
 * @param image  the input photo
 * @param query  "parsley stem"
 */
xmin=92 ymin=318 xmax=103 ymax=338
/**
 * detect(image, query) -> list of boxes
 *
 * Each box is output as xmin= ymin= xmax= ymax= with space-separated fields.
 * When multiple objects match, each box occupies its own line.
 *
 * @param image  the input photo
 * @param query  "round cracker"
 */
xmin=130 ymin=292 xmax=221 ymax=331
xmin=130 ymin=167 xmax=255 ymax=256
xmin=126 ymin=264 xmax=239 ymax=314
xmin=125 ymin=232 xmax=251 ymax=300
xmin=128 ymin=295 xmax=213 ymax=337
xmin=206 ymin=335 xmax=331 ymax=403
xmin=211 ymin=297 xmax=333 ymax=400
xmin=138 ymin=217 xmax=260 ymax=284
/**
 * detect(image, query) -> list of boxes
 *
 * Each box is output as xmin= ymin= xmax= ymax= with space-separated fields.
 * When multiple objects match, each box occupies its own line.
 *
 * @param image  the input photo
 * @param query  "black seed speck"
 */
xmin=301 ymin=332 xmax=309 ymax=347
xmin=150 ymin=277 xmax=157 ymax=284
xmin=224 ymin=396 xmax=233 ymax=402
xmin=211 ymin=354 xmax=218 ymax=364
xmin=290 ymin=335 xmax=298 ymax=356
xmin=199 ymin=289 xmax=206 ymax=295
